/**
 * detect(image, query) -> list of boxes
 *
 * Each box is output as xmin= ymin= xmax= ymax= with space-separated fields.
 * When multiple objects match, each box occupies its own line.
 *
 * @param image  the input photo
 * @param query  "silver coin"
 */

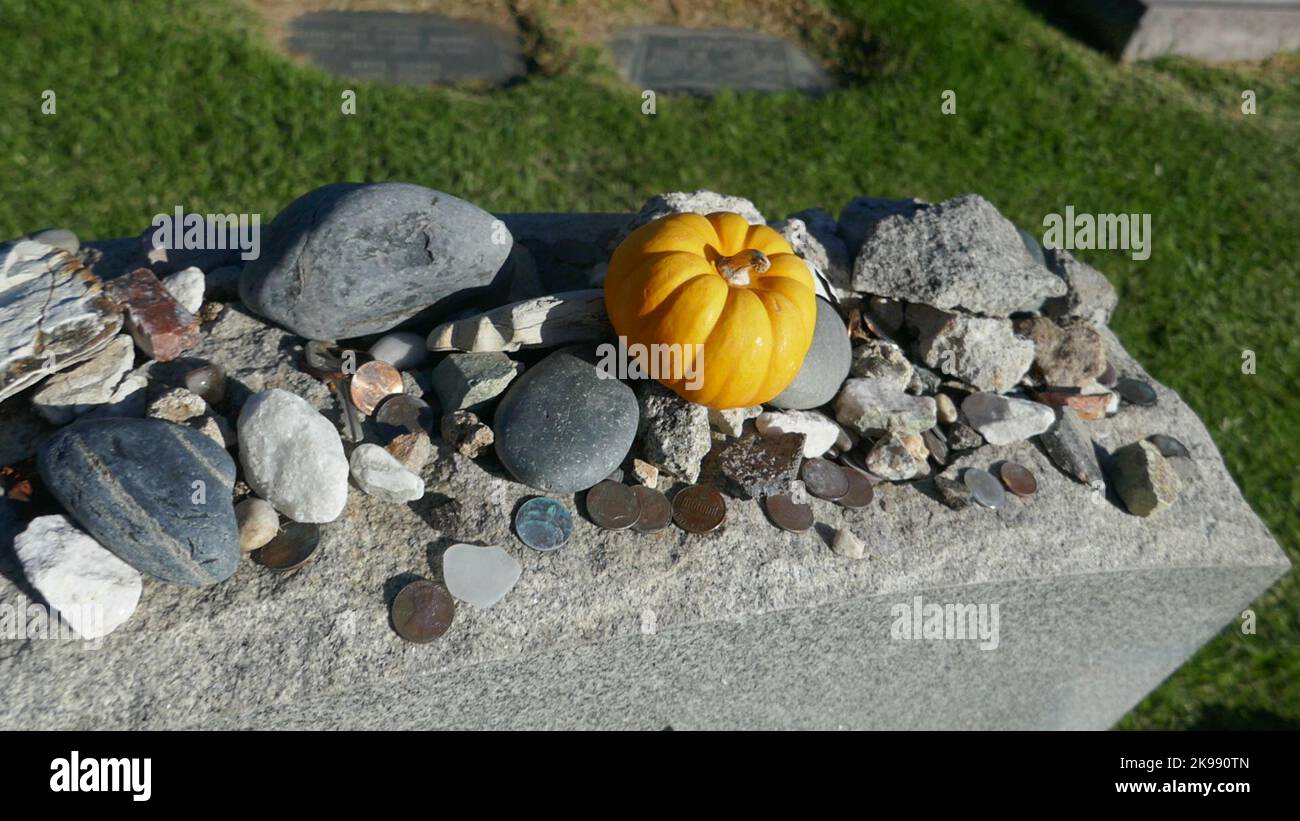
xmin=963 ymin=468 xmax=1006 ymax=509
xmin=514 ymin=497 xmax=572 ymax=552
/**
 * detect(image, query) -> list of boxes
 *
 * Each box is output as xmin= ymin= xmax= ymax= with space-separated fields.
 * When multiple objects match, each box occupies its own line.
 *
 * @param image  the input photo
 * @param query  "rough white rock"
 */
xmin=146 ymin=386 xmax=207 ymax=423
xmin=237 ymin=389 xmax=349 ymax=522
xmin=831 ymin=528 xmax=866 ymax=560
xmin=30 ymin=335 xmax=135 ymax=425
xmin=909 ymin=305 xmax=1034 ymax=394
xmin=624 ymin=190 xmax=764 ymax=238
xmin=756 ymin=410 xmax=844 ymax=457
xmin=14 ymin=515 xmax=142 ymax=639
xmin=865 ymin=431 xmax=929 ymax=481
xmin=161 ymin=266 xmax=205 ymax=314
xmin=849 ymin=338 xmax=913 ymax=389
xmin=834 ymin=378 xmax=936 ymax=435
xmin=442 ymin=543 xmax=522 ymax=609
xmin=369 ymin=331 xmax=428 ymax=370
xmin=707 ymin=405 xmax=761 ymax=437
xmin=235 ymin=497 xmax=279 ymax=553
xmin=349 ymin=444 xmax=425 ymax=503
xmin=961 ymin=393 xmax=1055 ymax=446
xmin=0 ymin=241 xmax=123 ymax=402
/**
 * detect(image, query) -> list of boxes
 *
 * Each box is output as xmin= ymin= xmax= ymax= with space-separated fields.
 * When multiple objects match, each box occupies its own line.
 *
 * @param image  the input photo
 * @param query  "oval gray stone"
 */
xmin=494 ymin=347 xmax=638 ymax=493
xmin=37 ymin=417 xmax=241 ymax=587
xmin=770 ymin=297 xmax=850 ymax=410
xmin=239 ymin=182 xmax=511 ymax=339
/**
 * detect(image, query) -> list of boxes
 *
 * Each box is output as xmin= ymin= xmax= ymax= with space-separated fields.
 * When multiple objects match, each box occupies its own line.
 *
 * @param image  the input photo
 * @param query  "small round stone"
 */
xmin=1115 ymin=377 xmax=1157 ymax=407
xmin=935 ymin=393 xmax=958 ymax=425
xmin=1147 ymin=433 xmax=1191 ymax=459
xmin=350 ymin=360 xmax=404 ymax=416
xmin=631 ymin=485 xmax=673 ymax=533
xmin=835 ymin=467 xmax=875 ymax=509
xmin=368 ymin=331 xmax=429 ymax=371
xmin=184 ymin=363 xmax=227 ymax=405
xmin=585 ymin=480 xmax=639 ymax=531
xmin=514 ymin=497 xmax=572 ymax=552
xmin=390 ymin=579 xmax=455 ymax=643
xmin=672 ymin=485 xmax=726 ymax=534
xmin=763 ymin=494 xmax=813 ymax=533
xmin=801 ymin=457 xmax=850 ymax=501
xmin=963 ymin=468 xmax=1007 ymax=509
xmin=250 ymin=521 xmax=320 ymax=571
xmin=234 ymin=497 xmax=278 ymax=553
xmin=998 ymin=462 xmax=1038 ymax=497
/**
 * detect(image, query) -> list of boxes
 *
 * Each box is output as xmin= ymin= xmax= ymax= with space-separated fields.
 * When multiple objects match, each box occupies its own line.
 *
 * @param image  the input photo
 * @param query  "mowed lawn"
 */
xmin=0 ymin=0 xmax=1296 ymax=729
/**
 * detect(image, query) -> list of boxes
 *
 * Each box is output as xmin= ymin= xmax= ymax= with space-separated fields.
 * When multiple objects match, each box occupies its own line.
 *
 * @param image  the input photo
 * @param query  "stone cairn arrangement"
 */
xmin=0 ymin=184 xmax=1188 ymax=643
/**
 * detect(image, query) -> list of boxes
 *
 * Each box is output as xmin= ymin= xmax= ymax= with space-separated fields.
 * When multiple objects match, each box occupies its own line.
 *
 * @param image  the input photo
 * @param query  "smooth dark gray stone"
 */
xmin=240 ymin=183 xmax=511 ymax=339
xmin=609 ymin=27 xmax=834 ymax=94
xmin=770 ymin=297 xmax=851 ymax=410
xmin=287 ymin=11 xmax=526 ymax=86
xmin=37 ymin=417 xmax=240 ymax=587
xmin=494 ymin=348 xmax=638 ymax=493
xmin=1039 ymin=407 xmax=1105 ymax=491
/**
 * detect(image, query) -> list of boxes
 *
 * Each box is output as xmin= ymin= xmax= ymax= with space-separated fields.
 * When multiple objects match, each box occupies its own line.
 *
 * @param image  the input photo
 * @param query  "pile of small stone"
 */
xmin=0 ymin=185 xmax=1191 ymax=645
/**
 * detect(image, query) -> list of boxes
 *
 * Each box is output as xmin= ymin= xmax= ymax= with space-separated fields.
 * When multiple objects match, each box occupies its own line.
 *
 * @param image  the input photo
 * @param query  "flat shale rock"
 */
xmin=852 ymin=195 xmax=1066 ymax=316
xmin=240 ymin=182 xmax=510 ymax=339
xmin=0 ymin=240 xmax=123 ymax=402
xmin=37 ymin=417 xmax=240 ymax=587
xmin=30 ymin=335 xmax=136 ymax=425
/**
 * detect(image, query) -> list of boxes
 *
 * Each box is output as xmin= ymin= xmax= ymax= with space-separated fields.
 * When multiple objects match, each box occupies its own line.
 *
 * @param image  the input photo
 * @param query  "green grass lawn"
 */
xmin=1 ymin=0 xmax=1296 ymax=728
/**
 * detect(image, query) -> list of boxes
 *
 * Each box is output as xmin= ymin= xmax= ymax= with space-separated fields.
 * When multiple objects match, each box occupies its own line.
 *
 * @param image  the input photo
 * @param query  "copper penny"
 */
xmin=390 ymin=579 xmax=455 ymax=643
xmin=586 ymin=480 xmax=639 ymax=531
xmin=672 ymin=485 xmax=726 ymax=534
xmin=631 ymin=485 xmax=673 ymax=533
xmin=349 ymin=360 xmax=404 ymax=416
xmin=835 ymin=466 xmax=875 ymax=509
xmin=999 ymin=462 xmax=1038 ymax=497
xmin=763 ymin=493 xmax=813 ymax=533
xmin=251 ymin=522 xmax=320 ymax=571
xmin=801 ymin=457 xmax=849 ymax=501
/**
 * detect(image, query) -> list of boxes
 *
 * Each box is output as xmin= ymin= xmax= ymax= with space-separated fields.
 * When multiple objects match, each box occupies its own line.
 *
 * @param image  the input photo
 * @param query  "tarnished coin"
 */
xmin=801 ymin=457 xmax=850 ymax=501
xmin=922 ymin=428 xmax=949 ymax=467
xmin=835 ymin=466 xmax=875 ymax=509
xmin=1147 ymin=433 xmax=1190 ymax=459
xmin=350 ymin=360 xmax=404 ymax=416
xmin=374 ymin=393 xmax=435 ymax=436
xmin=998 ymin=462 xmax=1038 ymax=497
xmin=764 ymin=493 xmax=813 ymax=533
xmin=1115 ymin=377 xmax=1157 ymax=407
xmin=390 ymin=579 xmax=455 ymax=643
xmin=514 ymin=496 xmax=572 ymax=552
xmin=251 ymin=521 xmax=321 ymax=571
xmin=586 ymin=480 xmax=639 ymax=531
xmin=631 ymin=485 xmax=673 ymax=533
xmin=672 ymin=485 xmax=726 ymax=534
xmin=963 ymin=468 xmax=1006 ymax=509
xmin=1098 ymin=362 xmax=1118 ymax=388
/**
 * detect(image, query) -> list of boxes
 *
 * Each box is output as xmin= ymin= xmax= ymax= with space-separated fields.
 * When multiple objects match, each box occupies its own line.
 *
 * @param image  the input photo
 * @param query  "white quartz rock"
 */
xmin=369 ymin=331 xmax=429 ymax=370
xmin=961 ymin=393 xmax=1055 ymax=446
xmin=442 ymin=543 xmax=522 ymax=609
xmin=237 ymin=389 xmax=349 ymax=522
xmin=349 ymin=443 xmax=424 ymax=503
xmin=14 ymin=515 xmax=142 ymax=639
xmin=30 ymin=335 xmax=135 ymax=425
xmin=756 ymin=410 xmax=844 ymax=457
xmin=161 ymin=266 xmax=205 ymax=314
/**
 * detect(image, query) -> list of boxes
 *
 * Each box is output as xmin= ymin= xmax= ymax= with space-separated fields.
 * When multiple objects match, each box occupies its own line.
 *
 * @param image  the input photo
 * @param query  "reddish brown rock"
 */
xmin=1034 ymin=390 xmax=1112 ymax=421
xmin=107 ymin=268 xmax=200 ymax=362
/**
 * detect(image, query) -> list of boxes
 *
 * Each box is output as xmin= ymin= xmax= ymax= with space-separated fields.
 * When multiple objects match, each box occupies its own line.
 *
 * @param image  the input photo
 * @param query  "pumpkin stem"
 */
xmin=717 ymin=249 xmax=771 ymax=286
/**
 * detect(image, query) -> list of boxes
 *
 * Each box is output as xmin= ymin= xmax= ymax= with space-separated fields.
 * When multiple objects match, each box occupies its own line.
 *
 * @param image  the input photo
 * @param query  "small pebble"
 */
xmin=631 ymin=458 xmax=659 ymax=489
xmin=442 ymin=543 xmax=522 ymax=609
xmin=831 ymin=528 xmax=866 ymax=560
xmin=369 ymin=331 xmax=429 ymax=371
xmin=234 ymin=497 xmax=279 ymax=553
xmin=441 ymin=410 xmax=494 ymax=459
xmin=386 ymin=430 xmax=434 ymax=473
xmin=935 ymin=393 xmax=958 ymax=425
xmin=349 ymin=444 xmax=425 ymax=503
xmin=184 ymin=363 xmax=227 ymax=404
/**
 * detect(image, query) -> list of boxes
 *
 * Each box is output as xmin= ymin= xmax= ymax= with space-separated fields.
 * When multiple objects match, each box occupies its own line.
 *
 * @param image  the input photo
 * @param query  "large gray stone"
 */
xmin=0 ymin=227 xmax=1286 ymax=730
xmin=240 ymin=182 xmax=510 ymax=339
xmin=770 ymin=297 xmax=851 ymax=410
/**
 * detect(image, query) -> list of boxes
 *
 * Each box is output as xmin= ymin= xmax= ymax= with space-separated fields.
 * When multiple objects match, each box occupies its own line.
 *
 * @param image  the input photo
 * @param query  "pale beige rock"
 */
xmin=832 ymin=528 xmax=866 ymax=560
xmin=427 ymin=290 xmax=610 ymax=353
xmin=235 ymin=497 xmax=279 ymax=553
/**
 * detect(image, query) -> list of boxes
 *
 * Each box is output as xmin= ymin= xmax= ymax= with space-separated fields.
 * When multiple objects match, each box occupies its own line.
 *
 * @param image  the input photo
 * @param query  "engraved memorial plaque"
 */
xmin=610 ymin=27 xmax=834 ymax=94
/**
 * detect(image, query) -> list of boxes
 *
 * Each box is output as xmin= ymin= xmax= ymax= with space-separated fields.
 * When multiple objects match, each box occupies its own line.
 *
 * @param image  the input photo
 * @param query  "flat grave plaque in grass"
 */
xmin=287 ymin=11 xmax=526 ymax=87
xmin=610 ymin=26 xmax=834 ymax=94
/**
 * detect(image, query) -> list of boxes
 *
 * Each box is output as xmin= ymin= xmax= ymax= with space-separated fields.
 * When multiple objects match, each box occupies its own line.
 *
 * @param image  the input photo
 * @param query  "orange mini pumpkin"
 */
xmin=604 ymin=211 xmax=817 ymax=409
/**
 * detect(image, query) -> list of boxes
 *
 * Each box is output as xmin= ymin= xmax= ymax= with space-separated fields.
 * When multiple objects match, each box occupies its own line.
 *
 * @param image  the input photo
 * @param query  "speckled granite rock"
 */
xmin=0 ymin=225 xmax=1286 ymax=731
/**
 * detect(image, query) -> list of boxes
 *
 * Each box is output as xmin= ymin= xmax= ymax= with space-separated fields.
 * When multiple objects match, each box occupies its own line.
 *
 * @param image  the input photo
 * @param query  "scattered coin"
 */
xmin=251 ymin=521 xmax=321 ymax=571
xmin=998 ymin=462 xmax=1038 ymax=497
xmin=801 ymin=457 xmax=849 ymax=501
xmin=390 ymin=578 xmax=455 ymax=643
xmin=1115 ymin=377 xmax=1157 ymax=407
xmin=631 ymin=485 xmax=673 ymax=533
xmin=963 ymin=468 xmax=1006 ymax=509
xmin=835 ymin=466 xmax=875 ymax=509
xmin=304 ymin=340 xmax=344 ymax=380
xmin=374 ymin=393 xmax=435 ymax=436
xmin=764 ymin=493 xmax=813 ymax=533
xmin=586 ymin=480 xmax=639 ymax=530
xmin=1097 ymin=362 xmax=1118 ymax=388
xmin=672 ymin=485 xmax=726 ymax=534
xmin=922 ymin=428 xmax=949 ymax=466
xmin=514 ymin=496 xmax=573 ymax=552
xmin=350 ymin=359 xmax=404 ymax=416
xmin=1147 ymin=433 xmax=1191 ymax=459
